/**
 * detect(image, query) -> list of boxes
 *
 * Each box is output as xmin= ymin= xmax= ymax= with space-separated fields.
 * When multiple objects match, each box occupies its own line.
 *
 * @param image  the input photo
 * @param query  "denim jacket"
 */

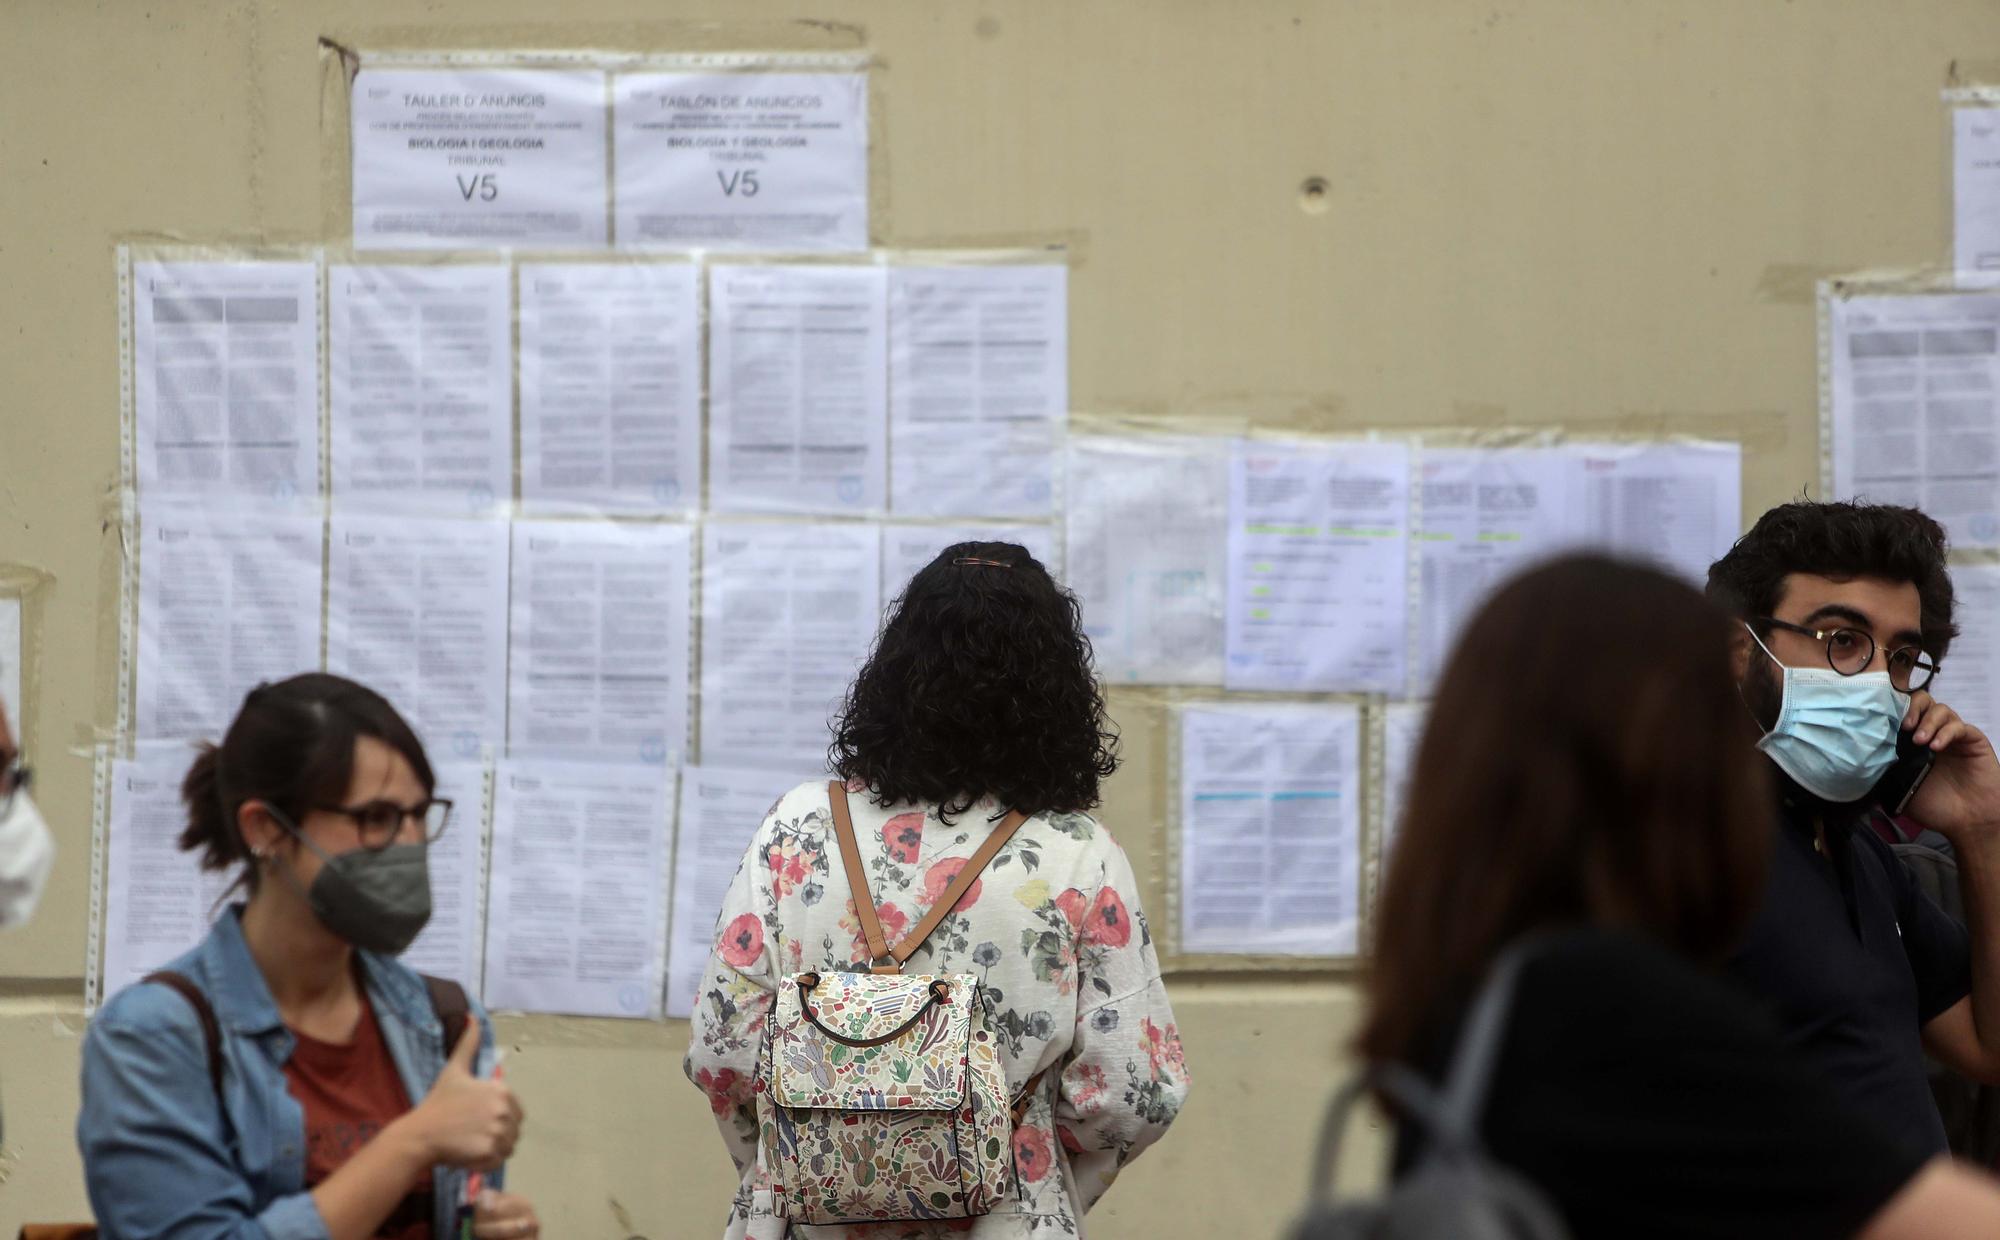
xmin=78 ymin=908 xmax=503 ymax=1239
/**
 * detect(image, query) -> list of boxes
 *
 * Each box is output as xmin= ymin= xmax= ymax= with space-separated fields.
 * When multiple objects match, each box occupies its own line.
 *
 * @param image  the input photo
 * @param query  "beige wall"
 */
xmin=0 ymin=0 xmax=1992 ymax=1233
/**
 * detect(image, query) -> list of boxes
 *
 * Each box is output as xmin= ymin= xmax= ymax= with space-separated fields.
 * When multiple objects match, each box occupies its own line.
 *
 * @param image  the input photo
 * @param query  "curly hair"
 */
xmin=830 ymin=541 xmax=1119 ymax=822
xmin=1705 ymin=499 xmax=1959 ymax=660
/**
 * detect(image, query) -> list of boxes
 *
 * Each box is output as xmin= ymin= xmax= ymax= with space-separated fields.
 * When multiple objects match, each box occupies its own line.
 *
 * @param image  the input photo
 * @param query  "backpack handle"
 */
xmin=827 ymin=780 xmax=1027 ymax=974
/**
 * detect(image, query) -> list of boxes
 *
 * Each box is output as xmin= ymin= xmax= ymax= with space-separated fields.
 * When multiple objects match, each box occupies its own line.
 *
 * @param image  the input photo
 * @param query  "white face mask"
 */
xmin=0 ymin=790 xmax=54 ymax=928
xmin=1745 ymin=625 xmax=1911 ymax=803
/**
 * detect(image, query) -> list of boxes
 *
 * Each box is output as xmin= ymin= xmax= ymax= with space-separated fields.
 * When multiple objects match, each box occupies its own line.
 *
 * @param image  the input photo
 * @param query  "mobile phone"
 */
xmin=1872 ymin=729 xmax=1936 ymax=817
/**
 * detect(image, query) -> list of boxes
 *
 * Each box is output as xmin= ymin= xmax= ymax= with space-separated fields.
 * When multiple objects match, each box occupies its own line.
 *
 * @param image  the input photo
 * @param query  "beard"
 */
xmin=1741 ymin=653 xmax=1785 ymax=735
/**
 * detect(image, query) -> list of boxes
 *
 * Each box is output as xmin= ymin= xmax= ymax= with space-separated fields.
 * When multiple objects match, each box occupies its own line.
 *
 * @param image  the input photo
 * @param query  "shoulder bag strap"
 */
xmin=827 ymin=780 xmax=893 ymax=969
xmin=420 ymin=974 xmax=472 ymax=1053
xmin=143 ymin=970 xmax=224 ymax=1105
xmin=826 ymin=780 xmax=1030 ymax=974
xmin=1436 ymin=937 xmax=1540 ymax=1141
xmin=890 ymin=808 xmax=1028 ymax=967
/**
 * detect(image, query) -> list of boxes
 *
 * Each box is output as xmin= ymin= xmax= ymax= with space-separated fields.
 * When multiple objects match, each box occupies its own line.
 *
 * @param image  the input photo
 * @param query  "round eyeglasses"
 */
xmin=1756 ymin=617 xmax=1938 ymax=693
xmin=311 ymin=797 xmax=454 ymax=851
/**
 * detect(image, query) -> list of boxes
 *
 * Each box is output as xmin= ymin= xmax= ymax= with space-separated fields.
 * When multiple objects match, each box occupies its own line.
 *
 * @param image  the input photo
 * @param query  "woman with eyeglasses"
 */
xmin=79 ymin=673 xmax=540 ymax=1240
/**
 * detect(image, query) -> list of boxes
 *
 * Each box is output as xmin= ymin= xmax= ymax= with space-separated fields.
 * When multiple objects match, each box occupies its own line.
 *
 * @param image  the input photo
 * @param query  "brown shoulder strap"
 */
xmin=827 ymin=781 xmax=890 ymax=966
xmin=144 ymin=970 xmax=223 ymax=1104
xmin=421 ymin=974 xmax=471 ymax=1053
xmin=892 ymin=808 xmax=1028 ymax=967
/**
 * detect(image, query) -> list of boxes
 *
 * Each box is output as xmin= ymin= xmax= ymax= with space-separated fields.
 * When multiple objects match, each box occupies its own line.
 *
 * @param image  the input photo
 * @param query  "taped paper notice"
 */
xmin=101 ymin=745 xmax=235 ymax=998
xmin=707 ymin=265 xmax=888 ymax=515
xmin=351 ymin=68 xmax=609 ymax=250
xmin=614 ymin=71 xmax=868 ymax=252
xmin=1564 ymin=441 xmax=1742 ymax=582
xmin=1179 ymin=702 xmax=1362 ymax=956
xmin=507 ymin=520 xmax=693 ymax=767
xmin=396 ymin=761 xmax=489 ymax=998
xmin=1225 ymin=440 xmax=1412 ymax=694
xmin=1064 ymin=435 xmax=1229 ymax=686
xmin=666 ymin=763 xmax=793 ymax=1019
xmin=132 ymin=261 xmax=321 ymax=502
xmin=135 ymin=504 xmax=325 ymax=741
xmin=1957 ymin=107 xmax=2000 ymax=282
xmin=1828 ymin=293 xmax=2000 ymax=551
xmin=0 ymin=596 xmax=19 ymax=727
xmin=519 ymin=262 xmax=703 ymax=514
xmin=328 ymin=515 xmax=511 ymax=762
xmin=483 ymin=759 xmax=673 ymax=1019
xmin=888 ymin=265 xmax=1067 ymax=517
xmin=1416 ymin=447 xmax=1572 ymax=693
xmin=330 ymin=264 xmax=514 ymax=515
xmin=1944 ymin=563 xmax=2000 ymax=741
xmin=698 ymin=521 xmax=881 ymax=774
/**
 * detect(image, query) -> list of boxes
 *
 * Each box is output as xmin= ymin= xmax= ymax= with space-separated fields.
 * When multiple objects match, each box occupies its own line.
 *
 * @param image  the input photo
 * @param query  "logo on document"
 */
xmin=836 ymin=476 xmax=864 ymax=505
xmin=270 ymin=478 xmax=299 ymax=503
xmin=1973 ymin=513 xmax=1999 ymax=544
xmin=451 ymin=729 xmax=481 ymax=760
xmin=638 ymin=734 xmax=669 ymax=765
xmin=617 ymin=983 xmax=651 ymax=1015
xmin=653 ymin=478 xmax=682 ymax=506
xmin=1025 ymin=478 xmax=1052 ymax=504
xmin=466 ymin=482 xmax=498 ymax=513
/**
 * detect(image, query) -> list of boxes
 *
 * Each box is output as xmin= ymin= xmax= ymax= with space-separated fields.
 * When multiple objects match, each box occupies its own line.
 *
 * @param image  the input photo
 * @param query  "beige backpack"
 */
xmin=755 ymin=781 xmax=1043 ymax=1225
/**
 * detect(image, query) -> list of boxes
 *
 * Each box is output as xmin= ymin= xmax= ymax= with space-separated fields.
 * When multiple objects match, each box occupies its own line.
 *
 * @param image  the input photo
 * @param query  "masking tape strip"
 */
xmin=84 ymin=743 xmax=111 ymax=1016
xmin=1817 ymin=281 xmax=1837 ymax=499
xmin=1944 ymin=87 xmax=2000 ymax=105
xmin=351 ymin=49 xmax=872 ymax=72
xmin=115 ymin=248 xmax=137 ymax=745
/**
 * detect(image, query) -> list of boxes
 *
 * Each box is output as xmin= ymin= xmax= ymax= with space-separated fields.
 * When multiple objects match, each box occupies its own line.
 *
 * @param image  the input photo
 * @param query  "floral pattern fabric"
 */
xmin=687 ymin=780 xmax=1190 ymax=1239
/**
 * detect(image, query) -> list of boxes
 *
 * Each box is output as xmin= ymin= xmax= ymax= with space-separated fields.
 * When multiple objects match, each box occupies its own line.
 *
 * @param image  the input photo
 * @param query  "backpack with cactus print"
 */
xmin=755 ymin=781 xmax=1044 ymax=1225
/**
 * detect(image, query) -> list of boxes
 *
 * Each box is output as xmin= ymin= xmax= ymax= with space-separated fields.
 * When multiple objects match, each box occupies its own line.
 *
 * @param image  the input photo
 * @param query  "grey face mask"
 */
xmin=267 ymin=810 xmax=432 ymax=955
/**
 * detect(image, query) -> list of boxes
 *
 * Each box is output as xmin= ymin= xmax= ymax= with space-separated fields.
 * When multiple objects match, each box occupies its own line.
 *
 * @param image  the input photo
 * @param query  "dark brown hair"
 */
xmin=180 ymin=673 xmax=434 ymax=891
xmin=1359 ymin=554 xmax=1772 ymax=1063
xmin=1706 ymin=500 xmax=1959 ymax=659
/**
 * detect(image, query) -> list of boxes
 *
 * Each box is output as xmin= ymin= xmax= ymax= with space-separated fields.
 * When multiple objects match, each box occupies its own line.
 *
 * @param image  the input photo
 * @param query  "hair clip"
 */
xmin=951 ymin=557 xmax=1014 ymax=568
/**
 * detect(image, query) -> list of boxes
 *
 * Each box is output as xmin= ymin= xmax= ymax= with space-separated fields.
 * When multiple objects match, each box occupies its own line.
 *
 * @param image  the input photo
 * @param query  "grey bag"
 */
xmin=1286 ymin=943 xmax=1570 ymax=1240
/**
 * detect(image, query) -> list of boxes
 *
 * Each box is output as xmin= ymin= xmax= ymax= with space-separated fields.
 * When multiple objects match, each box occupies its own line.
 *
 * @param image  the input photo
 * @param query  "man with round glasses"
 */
xmin=1707 ymin=500 xmax=2000 ymax=1162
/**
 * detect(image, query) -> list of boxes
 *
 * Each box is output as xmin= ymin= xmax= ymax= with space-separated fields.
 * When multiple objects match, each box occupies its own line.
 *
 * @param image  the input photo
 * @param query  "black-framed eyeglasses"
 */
xmin=0 ymin=751 xmax=30 ymax=819
xmin=312 ymin=798 xmax=454 ymax=851
xmin=1756 ymin=617 xmax=1938 ymax=692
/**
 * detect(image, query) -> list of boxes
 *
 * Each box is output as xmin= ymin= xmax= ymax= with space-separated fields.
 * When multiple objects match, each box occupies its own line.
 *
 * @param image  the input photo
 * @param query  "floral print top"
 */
xmin=686 ymin=779 xmax=1190 ymax=1239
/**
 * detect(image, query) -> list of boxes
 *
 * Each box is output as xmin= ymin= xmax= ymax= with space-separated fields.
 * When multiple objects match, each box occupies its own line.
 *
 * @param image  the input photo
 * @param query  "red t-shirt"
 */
xmin=283 ymin=989 xmax=433 ymax=1240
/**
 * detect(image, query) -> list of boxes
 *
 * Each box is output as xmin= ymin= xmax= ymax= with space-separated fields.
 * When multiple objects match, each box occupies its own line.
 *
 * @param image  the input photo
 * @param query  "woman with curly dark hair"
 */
xmin=685 ymin=542 xmax=1189 ymax=1239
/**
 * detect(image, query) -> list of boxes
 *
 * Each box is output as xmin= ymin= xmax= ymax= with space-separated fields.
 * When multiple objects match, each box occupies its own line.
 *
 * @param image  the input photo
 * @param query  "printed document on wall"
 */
xmin=1957 ymin=107 xmax=2000 ymax=283
xmin=483 ymin=760 xmax=673 ymax=1018
xmin=888 ymin=265 xmax=1066 ymax=517
xmin=131 ymin=261 xmax=320 ymax=501
xmin=0 ymin=596 xmax=19 ymax=727
xmin=1225 ymin=440 xmax=1411 ymax=694
xmin=666 ymin=763 xmax=795 ymax=1018
xmin=1564 ymin=441 xmax=1742 ymax=580
xmin=101 ymin=745 xmax=236 ymax=997
xmin=1416 ymin=447 xmax=1572 ymax=692
xmin=135 ymin=504 xmax=324 ymax=741
xmin=1178 ymin=702 xmax=1362 ymax=956
xmin=328 ymin=515 xmax=510 ymax=762
xmin=1378 ymin=701 xmax=1428 ymax=869
xmin=1064 ymin=435 xmax=1229 ymax=685
xmin=519 ymin=262 xmax=703 ymax=514
xmin=1944 ymin=563 xmax=2000 ymax=741
xmin=398 ymin=761 xmax=488 ymax=997
xmin=330 ymin=264 xmax=513 ymax=515
xmin=351 ymin=68 xmax=609 ymax=250
xmin=699 ymin=521 xmax=881 ymax=774
xmin=507 ymin=520 xmax=692 ymax=767
xmin=613 ymin=71 xmax=868 ymax=252
xmin=879 ymin=523 xmax=1058 ymax=616
xmin=708 ymin=265 xmax=887 ymax=514
xmin=1828 ymin=293 xmax=2000 ymax=550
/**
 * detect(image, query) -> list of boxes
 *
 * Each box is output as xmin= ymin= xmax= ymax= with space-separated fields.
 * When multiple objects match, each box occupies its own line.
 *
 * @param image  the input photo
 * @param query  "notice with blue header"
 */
xmin=1178 ymin=701 xmax=1361 ymax=956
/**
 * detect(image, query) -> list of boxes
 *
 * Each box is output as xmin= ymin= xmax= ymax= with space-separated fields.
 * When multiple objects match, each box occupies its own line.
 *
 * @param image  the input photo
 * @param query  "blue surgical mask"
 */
xmin=1745 ymin=624 xmax=1911 ymax=803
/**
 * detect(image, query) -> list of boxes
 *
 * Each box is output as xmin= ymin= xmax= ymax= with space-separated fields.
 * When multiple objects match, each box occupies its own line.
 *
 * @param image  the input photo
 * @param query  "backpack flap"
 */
xmin=770 ymin=970 xmax=978 ymax=1111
